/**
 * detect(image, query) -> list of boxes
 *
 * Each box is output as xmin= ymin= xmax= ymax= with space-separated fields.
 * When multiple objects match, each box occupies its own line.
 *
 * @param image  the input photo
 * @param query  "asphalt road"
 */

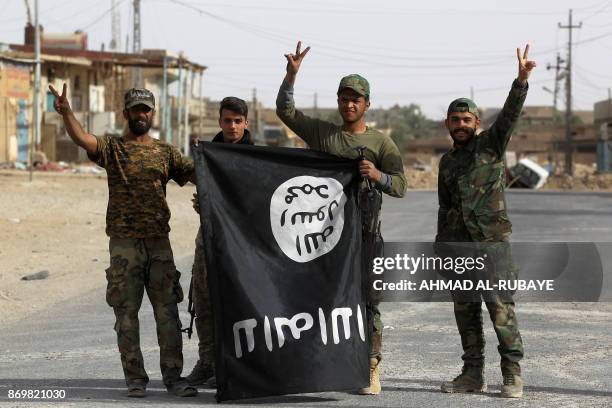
xmin=1 ymin=191 xmax=611 ymax=407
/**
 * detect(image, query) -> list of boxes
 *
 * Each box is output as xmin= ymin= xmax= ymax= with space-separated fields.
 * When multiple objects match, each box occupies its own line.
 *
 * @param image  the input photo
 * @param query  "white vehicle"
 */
xmin=508 ymin=158 xmax=549 ymax=189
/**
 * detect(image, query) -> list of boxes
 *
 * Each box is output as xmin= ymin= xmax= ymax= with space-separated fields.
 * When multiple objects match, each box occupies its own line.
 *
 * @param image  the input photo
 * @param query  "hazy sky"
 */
xmin=2 ymin=0 xmax=612 ymax=119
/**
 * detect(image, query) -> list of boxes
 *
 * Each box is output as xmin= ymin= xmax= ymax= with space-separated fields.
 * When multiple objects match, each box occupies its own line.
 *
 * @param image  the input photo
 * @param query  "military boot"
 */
xmin=358 ymin=357 xmax=381 ymax=395
xmin=441 ymin=366 xmax=487 ymax=393
xmin=500 ymin=373 xmax=523 ymax=398
xmin=186 ymin=360 xmax=214 ymax=386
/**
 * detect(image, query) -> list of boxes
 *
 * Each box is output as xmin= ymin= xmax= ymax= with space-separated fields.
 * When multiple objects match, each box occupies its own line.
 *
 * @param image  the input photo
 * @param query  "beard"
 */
xmin=128 ymin=117 xmax=152 ymax=135
xmin=450 ymin=127 xmax=476 ymax=145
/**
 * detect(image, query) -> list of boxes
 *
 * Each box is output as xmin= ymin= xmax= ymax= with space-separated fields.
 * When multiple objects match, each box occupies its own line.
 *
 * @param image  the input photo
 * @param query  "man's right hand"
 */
xmin=49 ymin=84 xmax=71 ymax=116
xmin=284 ymin=41 xmax=310 ymax=80
xmin=49 ymin=83 xmax=97 ymax=156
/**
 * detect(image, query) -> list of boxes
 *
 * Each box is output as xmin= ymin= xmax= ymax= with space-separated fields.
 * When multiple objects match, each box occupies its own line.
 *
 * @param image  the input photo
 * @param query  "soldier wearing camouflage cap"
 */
xmin=49 ymin=84 xmax=198 ymax=398
xmin=436 ymin=45 xmax=537 ymax=399
xmin=276 ymin=41 xmax=407 ymax=396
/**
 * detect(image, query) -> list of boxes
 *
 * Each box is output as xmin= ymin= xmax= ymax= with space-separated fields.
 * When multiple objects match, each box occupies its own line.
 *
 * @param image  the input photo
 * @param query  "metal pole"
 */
xmin=132 ymin=0 xmax=141 ymax=87
xmin=566 ymin=10 xmax=573 ymax=176
xmin=252 ymin=88 xmax=258 ymax=137
xmin=198 ymin=70 xmax=203 ymax=137
xmin=165 ymin=62 xmax=172 ymax=145
xmin=183 ymin=69 xmax=192 ymax=155
xmin=176 ymin=60 xmax=183 ymax=148
xmin=30 ymin=0 xmax=41 ymax=181
xmin=559 ymin=8 xmax=582 ymax=175
xmin=552 ymin=53 xmax=561 ymax=115
xmin=161 ymin=56 xmax=167 ymax=141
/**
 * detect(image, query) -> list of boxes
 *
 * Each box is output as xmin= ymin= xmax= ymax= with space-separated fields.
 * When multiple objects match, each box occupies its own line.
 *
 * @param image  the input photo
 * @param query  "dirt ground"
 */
xmin=404 ymin=163 xmax=612 ymax=191
xmin=0 ymin=169 xmax=200 ymax=327
xmin=2 ymin=163 xmax=611 ymax=327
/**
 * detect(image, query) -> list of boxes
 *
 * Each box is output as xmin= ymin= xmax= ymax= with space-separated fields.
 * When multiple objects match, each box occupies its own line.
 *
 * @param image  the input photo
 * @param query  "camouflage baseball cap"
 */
xmin=337 ymin=74 xmax=370 ymax=98
xmin=124 ymin=88 xmax=155 ymax=110
xmin=447 ymin=98 xmax=479 ymax=118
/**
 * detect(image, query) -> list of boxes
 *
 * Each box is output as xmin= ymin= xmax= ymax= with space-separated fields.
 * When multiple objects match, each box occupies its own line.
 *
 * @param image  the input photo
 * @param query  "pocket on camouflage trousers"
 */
xmin=105 ymin=255 xmax=129 ymax=307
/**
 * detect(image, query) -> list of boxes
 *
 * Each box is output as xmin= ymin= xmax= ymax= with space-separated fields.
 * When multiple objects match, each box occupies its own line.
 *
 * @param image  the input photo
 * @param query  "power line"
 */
xmin=578 ymin=0 xmax=612 ymax=21
xmin=163 ymin=0 xmax=562 ymax=70
xmin=79 ymin=0 xmax=128 ymax=31
xmin=154 ymin=0 xmax=574 ymax=17
xmin=0 ymin=0 xmax=84 ymax=24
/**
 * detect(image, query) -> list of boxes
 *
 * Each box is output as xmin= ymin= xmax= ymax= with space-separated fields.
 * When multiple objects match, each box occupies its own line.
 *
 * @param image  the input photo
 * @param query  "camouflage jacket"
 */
xmin=89 ymin=135 xmax=194 ymax=238
xmin=436 ymin=80 xmax=528 ymax=242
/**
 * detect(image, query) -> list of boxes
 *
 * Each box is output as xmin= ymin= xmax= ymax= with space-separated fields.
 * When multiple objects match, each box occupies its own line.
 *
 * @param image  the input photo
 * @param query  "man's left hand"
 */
xmin=359 ymin=159 xmax=382 ymax=183
xmin=192 ymin=193 xmax=200 ymax=214
xmin=517 ymin=44 xmax=537 ymax=86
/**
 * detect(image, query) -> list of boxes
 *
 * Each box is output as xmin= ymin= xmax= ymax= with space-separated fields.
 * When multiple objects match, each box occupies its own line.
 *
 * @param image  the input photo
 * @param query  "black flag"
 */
xmin=193 ymin=142 xmax=369 ymax=402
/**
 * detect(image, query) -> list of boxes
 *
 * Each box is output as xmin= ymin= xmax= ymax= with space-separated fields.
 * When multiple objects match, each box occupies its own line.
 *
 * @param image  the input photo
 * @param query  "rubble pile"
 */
xmin=404 ymin=167 xmax=438 ymax=189
xmin=544 ymin=163 xmax=612 ymax=191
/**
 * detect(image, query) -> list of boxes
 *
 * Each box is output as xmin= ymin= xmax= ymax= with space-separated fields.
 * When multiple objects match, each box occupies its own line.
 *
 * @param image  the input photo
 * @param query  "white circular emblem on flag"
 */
xmin=270 ymin=176 xmax=347 ymax=263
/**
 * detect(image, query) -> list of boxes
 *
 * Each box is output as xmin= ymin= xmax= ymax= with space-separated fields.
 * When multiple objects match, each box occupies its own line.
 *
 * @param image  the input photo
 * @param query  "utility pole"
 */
xmin=252 ymin=88 xmax=260 ymax=139
xmin=559 ymin=8 xmax=582 ymax=175
xmin=110 ymin=0 xmax=121 ymax=51
xmin=470 ymin=86 xmax=474 ymax=101
xmin=183 ymin=70 xmax=193 ymax=155
xmin=132 ymin=0 xmax=141 ymax=87
xmin=161 ymin=56 xmax=168 ymax=141
xmin=607 ymin=87 xmax=612 ymax=122
xmin=198 ymin=71 xmax=204 ymax=138
xmin=313 ymin=92 xmax=318 ymax=118
xmin=546 ymin=53 xmax=564 ymax=116
xmin=176 ymin=60 xmax=183 ymax=148
xmin=546 ymin=53 xmax=565 ymax=172
xmin=30 ymin=0 xmax=40 ymax=182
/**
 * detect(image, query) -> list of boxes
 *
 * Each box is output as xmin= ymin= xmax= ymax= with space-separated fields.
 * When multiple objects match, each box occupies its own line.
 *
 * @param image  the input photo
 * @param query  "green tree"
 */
xmin=376 ymin=104 xmax=433 ymax=151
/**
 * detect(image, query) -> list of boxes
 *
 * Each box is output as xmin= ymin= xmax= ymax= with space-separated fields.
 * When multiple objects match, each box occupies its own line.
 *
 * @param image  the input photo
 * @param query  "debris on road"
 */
xmin=21 ymin=270 xmax=50 ymax=281
xmin=508 ymin=158 xmax=549 ymax=189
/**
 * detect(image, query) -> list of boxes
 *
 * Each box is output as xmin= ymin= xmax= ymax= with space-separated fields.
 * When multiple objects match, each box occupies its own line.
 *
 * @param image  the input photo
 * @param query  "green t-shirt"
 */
xmin=89 ymin=135 xmax=194 ymax=238
xmin=276 ymin=80 xmax=406 ymax=198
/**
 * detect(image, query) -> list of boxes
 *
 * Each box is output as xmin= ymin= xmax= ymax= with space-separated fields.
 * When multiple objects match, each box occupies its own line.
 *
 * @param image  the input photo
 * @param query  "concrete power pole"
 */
xmin=110 ymin=0 xmax=121 ymax=51
xmin=252 ymin=88 xmax=261 ymax=140
xmin=30 ymin=0 xmax=40 ymax=182
xmin=132 ymin=0 xmax=141 ymax=87
xmin=559 ymin=9 xmax=582 ymax=176
xmin=546 ymin=53 xmax=565 ymax=119
xmin=546 ymin=53 xmax=565 ymax=171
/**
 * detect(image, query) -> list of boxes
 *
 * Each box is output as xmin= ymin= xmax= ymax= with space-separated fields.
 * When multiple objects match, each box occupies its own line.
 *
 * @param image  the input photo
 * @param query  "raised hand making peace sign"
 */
xmin=48 ymin=84 xmax=71 ymax=116
xmin=516 ymin=44 xmax=537 ymax=86
xmin=284 ymin=41 xmax=311 ymax=78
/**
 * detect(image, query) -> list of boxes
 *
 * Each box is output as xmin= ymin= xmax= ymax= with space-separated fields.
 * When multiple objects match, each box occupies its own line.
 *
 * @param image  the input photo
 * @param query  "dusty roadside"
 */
xmin=0 ymin=170 xmax=200 ymax=327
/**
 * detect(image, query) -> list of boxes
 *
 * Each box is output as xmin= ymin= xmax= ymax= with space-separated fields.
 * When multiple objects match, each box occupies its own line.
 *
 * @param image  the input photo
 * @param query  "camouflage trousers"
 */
xmin=192 ymin=228 xmax=215 ymax=367
xmin=105 ymin=237 xmax=185 ymax=386
xmin=450 ymin=291 xmax=523 ymax=375
xmin=367 ymin=303 xmax=383 ymax=361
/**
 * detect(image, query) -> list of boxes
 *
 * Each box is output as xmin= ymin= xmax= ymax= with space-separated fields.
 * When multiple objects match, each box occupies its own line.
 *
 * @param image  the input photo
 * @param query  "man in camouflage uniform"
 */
xmin=49 ymin=84 xmax=197 ymax=398
xmin=276 ymin=41 xmax=407 ymax=395
xmin=186 ymin=97 xmax=254 ymax=387
xmin=436 ymin=45 xmax=536 ymax=398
